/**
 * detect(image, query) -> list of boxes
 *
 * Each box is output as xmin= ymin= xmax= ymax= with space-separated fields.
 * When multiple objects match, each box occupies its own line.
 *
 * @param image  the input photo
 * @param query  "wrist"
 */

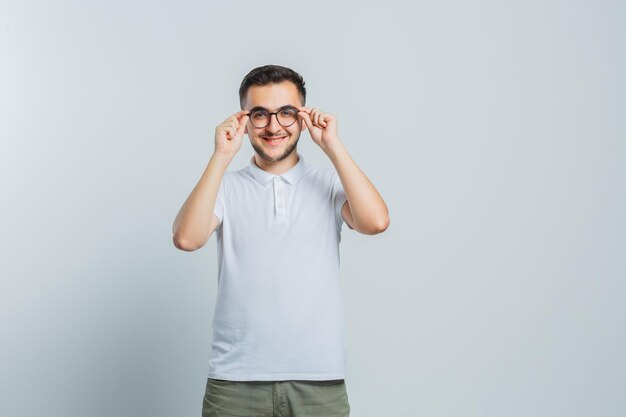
xmin=210 ymin=151 xmax=235 ymax=168
xmin=323 ymin=139 xmax=346 ymax=160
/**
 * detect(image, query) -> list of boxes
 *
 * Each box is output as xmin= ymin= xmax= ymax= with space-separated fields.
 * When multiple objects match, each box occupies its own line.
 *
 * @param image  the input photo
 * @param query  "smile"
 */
xmin=262 ymin=136 xmax=287 ymax=145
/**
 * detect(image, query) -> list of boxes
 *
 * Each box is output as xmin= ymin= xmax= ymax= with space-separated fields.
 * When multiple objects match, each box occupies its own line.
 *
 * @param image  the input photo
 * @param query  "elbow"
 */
xmin=372 ymin=215 xmax=390 ymax=234
xmin=172 ymin=234 xmax=204 ymax=252
xmin=358 ymin=215 xmax=390 ymax=235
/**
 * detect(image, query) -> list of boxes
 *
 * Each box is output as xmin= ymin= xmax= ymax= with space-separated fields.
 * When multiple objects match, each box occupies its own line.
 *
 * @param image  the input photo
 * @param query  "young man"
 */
xmin=172 ymin=65 xmax=389 ymax=417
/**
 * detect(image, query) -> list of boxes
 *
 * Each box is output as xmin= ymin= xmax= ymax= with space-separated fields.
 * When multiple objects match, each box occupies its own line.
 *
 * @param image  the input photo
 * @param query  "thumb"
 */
xmin=298 ymin=111 xmax=314 ymax=132
xmin=236 ymin=115 xmax=248 ymax=138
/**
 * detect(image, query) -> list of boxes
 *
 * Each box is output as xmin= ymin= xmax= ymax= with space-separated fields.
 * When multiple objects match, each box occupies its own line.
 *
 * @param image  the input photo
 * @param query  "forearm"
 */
xmin=172 ymin=152 xmax=232 ymax=249
xmin=325 ymin=141 xmax=390 ymax=233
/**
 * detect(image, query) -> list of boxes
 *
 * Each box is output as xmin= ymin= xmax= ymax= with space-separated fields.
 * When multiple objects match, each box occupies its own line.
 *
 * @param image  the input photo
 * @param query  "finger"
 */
xmin=229 ymin=116 xmax=241 ymax=128
xmin=298 ymin=106 xmax=311 ymax=113
xmin=226 ymin=125 xmax=236 ymax=139
xmin=236 ymin=110 xmax=249 ymax=121
xmin=236 ymin=115 xmax=248 ymax=136
xmin=224 ymin=110 xmax=248 ymax=124
xmin=225 ymin=121 xmax=236 ymax=133
xmin=318 ymin=112 xmax=326 ymax=127
xmin=312 ymin=109 xmax=321 ymax=126
xmin=320 ymin=113 xmax=328 ymax=127
xmin=298 ymin=111 xmax=314 ymax=132
xmin=315 ymin=110 xmax=323 ymax=127
xmin=225 ymin=121 xmax=237 ymax=135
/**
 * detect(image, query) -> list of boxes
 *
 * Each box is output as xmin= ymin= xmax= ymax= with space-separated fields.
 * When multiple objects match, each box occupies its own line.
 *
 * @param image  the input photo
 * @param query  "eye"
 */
xmin=280 ymin=109 xmax=296 ymax=117
xmin=251 ymin=111 xmax=268 ymax=119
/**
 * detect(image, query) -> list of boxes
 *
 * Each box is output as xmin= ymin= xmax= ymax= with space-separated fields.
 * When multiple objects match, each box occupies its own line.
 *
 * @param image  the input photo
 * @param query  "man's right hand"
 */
xmin=173 ymin=110 xmax=249 ymax=251
xmin=214 ymin=110 xmax=249 ymax=158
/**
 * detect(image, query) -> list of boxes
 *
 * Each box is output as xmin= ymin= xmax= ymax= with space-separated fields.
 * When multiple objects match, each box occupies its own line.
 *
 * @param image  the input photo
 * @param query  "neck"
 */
xmin=254 ymin=151 xmax=299 ymax=175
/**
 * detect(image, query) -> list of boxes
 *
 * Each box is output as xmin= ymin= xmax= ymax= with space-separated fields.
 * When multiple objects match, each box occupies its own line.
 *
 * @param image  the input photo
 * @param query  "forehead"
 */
xmin=244 ymin=81 xmax=302 ymax=110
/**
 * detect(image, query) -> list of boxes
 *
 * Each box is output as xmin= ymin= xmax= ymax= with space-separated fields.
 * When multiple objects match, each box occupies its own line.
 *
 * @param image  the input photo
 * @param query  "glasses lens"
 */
xmin=277 ymin=108 xmax=297 ymax=127
xmin=250 ymin=110 xmax=270 ymax=128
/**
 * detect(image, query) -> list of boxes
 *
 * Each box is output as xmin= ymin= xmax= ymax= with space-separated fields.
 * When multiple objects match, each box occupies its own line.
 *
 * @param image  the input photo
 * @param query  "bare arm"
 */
xmin=298 ymin=106 xmax=389 ymax=235
xmin=328 ymin=142 xmax=390 ymax=235
xmin=172 ymin=154 xmax=230 ymax=251
xmin=172 ymin=110 xmax=249 ymax=251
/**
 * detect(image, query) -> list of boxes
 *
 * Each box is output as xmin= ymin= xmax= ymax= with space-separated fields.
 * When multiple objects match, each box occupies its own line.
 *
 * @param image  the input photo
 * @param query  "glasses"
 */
xmin=246 ymin=106 xmax=299 ymax=128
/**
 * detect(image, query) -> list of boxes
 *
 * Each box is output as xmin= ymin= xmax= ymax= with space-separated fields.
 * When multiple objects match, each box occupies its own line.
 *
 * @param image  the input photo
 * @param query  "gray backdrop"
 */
xmin=2 ymin=1 xmax=624 ymax=416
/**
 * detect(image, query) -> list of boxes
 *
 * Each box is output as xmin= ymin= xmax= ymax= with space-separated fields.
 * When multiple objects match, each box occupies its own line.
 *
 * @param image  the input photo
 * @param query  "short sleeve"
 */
xmin=213 ymin=179 xmax=225 ymax=230
xmin=331 ymin=170 xmax=351 ymax=230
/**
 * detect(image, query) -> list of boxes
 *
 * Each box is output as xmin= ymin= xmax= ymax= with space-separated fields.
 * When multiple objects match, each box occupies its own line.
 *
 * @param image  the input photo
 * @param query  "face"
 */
xmin=243 ymin=81 xmax=305 ymax=163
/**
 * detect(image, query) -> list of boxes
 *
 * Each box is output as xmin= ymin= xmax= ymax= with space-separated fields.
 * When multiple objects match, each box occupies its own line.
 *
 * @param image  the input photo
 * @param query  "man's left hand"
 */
xmin=298 ymin=107 xmax=341 ymax=152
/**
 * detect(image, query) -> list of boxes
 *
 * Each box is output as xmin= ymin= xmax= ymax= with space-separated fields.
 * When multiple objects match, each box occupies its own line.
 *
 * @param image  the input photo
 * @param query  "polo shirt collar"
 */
xmin=248 ymin=153 xmax=309 ymax=186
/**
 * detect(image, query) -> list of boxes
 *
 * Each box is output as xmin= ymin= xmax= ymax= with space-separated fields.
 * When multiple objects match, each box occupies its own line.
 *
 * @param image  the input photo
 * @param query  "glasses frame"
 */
xmin=245 ymin=106 xmax=300 ymax=129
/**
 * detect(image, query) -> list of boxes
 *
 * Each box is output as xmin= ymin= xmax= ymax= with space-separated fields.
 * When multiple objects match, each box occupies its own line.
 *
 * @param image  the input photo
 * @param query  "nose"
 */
xmin=266 ymin=113 xmax=282 ymax=131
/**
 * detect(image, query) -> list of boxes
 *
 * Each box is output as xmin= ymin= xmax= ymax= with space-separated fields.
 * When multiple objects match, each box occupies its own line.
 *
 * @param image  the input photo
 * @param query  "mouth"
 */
xmin=262 ymin=135 xmax=288 ymax=146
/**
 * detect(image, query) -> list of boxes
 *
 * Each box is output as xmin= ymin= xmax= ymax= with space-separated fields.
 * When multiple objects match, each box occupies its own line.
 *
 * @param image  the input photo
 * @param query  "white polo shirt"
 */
xmin=207 ymin=153 xmax=349 ymax=381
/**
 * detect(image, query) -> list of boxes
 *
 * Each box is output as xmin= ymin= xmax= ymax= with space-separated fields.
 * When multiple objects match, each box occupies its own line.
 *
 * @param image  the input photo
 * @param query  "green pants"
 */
xmin=202 ymin=378 xmax=350 ymax=417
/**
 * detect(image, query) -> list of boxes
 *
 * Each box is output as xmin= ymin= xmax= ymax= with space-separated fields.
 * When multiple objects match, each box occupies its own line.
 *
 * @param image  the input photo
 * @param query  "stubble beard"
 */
xmin=251 ymin=134 xmax=300 ymax=163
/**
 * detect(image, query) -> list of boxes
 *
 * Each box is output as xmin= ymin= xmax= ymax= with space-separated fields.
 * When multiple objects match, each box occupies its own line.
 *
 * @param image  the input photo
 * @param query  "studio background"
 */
xmin=1 ymin=1 xmax=624 ymax=416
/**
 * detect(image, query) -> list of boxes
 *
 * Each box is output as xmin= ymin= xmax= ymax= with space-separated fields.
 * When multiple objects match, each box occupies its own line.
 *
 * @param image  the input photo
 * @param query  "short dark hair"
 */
xmin=239 ymin=65 xmax=306 ymax=109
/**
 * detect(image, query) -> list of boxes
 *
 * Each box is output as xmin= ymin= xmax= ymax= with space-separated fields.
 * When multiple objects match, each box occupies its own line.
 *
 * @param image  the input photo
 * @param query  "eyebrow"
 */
xmin=248 ymin=105 xmax=298 ymax=113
